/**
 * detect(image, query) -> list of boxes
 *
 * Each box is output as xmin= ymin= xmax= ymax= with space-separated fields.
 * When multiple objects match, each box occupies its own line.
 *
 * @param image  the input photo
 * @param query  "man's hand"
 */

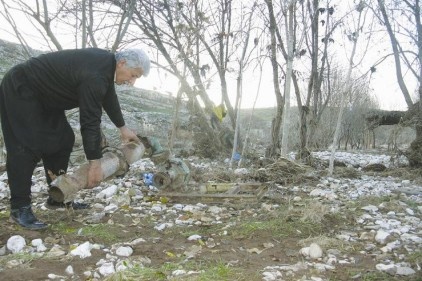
xmin=87 ymin=159 xmax=103 ymax=188
xmin=119 ymin=126 xmax=140 ymax=144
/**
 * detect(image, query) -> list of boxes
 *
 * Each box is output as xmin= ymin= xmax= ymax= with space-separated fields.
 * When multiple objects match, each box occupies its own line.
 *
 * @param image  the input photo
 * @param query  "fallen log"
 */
xmin=49 ymin=142 xmax=145 ymax=203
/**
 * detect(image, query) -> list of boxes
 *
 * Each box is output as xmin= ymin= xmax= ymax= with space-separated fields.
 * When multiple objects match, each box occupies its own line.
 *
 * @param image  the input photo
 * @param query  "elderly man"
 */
xmin=0 ymin=48 xmax=150 ymax=230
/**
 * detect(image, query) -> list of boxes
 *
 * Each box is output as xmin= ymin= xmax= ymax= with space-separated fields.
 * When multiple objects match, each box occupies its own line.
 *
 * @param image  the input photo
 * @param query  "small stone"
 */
xmin=405 ymin=208 xmax=414 ymax=216
xmin=7 ymin=235 xmax=26 ymax=254
xmin=376 ymin=263 xmax=396 ymax=275
xmin=172 ymin=269 xmax=187 ymax=276
xmin=375 ymin=230 xmax=390 ymax=244
xmin=187 ymin=234 xmax=202 ymax=241
xmin=0 ymin=245 xmax=7 ymax=256
xmin=361 ymin=205 xmax=378 ymax=213
xmin=300 ymin=247 xmax=310 ymax=257
xmin=70 ymin=241 xmax=92 ymax=258
xmin=65 ymin=265 xmax=74 ymax=275
xmin=98 ymin=262 xmax=115 ymax=276
xmin=115 ymin=246 xmax=133 ymax=257
xmin=309 ymin=243 xmax=323 ymax=259
xmin=396 ymin=266 xmax=416 ymax=276
xmin=359 ymin=231 xmax=375 ymax=241
xmin=46 ymin=245 xmax=66 ymax=257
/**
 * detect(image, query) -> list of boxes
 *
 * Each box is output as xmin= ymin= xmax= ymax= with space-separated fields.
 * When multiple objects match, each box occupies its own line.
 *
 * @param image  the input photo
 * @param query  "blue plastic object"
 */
xmin=143 ymin=173 xmax=154 ymax=185
xmin=232 ymin=152 xmax=241 ymax=161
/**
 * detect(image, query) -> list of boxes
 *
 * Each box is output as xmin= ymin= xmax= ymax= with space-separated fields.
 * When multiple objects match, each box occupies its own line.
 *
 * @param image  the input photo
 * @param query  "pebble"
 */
xmin=70 ymin=241 xmax=93 ymax=258
xmin=7 ymin=235 xmax=26 ymax=254
xmin=115 ymin=246 xmax=133 ymax=257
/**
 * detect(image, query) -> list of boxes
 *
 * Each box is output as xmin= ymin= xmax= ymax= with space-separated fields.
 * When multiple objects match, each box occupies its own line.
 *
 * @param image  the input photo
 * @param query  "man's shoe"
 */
xmin=46 ymin=197 xmax=90 ymax=210
xmin=10 ymin=205 xmax=48 ymax=230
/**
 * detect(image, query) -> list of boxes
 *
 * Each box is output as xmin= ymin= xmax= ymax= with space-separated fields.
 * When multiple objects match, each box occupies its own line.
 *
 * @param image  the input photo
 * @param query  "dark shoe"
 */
xmin=10 ymin=205 xmax=48 ymax=230
xmin=46 ymin=197 xmax=90 ymax=210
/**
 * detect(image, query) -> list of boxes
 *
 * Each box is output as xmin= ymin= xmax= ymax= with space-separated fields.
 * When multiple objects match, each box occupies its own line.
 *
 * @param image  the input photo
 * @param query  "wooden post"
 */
xmin=49 ymin=142 xmax=145 ymax=202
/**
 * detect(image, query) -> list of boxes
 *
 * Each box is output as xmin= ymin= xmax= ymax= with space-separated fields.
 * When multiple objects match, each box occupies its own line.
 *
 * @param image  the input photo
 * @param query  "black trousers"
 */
xmin=0 ymin=65 xmax=75 ymax=209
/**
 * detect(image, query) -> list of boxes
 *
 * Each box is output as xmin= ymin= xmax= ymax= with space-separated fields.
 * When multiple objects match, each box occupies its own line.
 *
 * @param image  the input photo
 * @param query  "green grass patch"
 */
xmin=51 ymin=221 xmax=78 ymax=234
xmin=407 ymin=250 xmax=422 ymax=265
xmin=233 ymin=214 xmax=323 ymax=239
xmin=78 ymin=224 xmax=119 ymax=243
xmin=105 ymin=264 xmax=169 ymax=281
xmin=0 ymin=210 xmax=10 ymax=219
xmin=105 ymin=260 xmax=250 ymax=281
xmin=0 ymin=252 xmax=40 ymax=268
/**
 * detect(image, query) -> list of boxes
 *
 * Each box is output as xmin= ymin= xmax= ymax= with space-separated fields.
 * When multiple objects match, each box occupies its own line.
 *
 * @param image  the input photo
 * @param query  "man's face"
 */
xmin=115 ymin=60 xmax=143 ymax=86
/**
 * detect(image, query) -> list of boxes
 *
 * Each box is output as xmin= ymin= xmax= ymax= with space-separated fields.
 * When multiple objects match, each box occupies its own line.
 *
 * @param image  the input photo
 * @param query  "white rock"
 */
xmin=7 ymin=235 xmax=26 ymax=254
xmin=310 ymin=188 xmax=325 ymax=197
xmin=46 ymin=245 xmax=66 ymax=257
xmin=375 ymin=230 xmax=390 ymax=244
xmin=361 ymin=205 xmax=378 ymax=213
xmin=151 ymin=204 xmax=162 ymax=212
xmin=98 ymin=262 xmax=115 ymax=276
xmin=309 ymin=243 xmax=323 ymax=259
xmin=0 ymin=245 xmax=7 ymax=256
xmin=405 ymin=208 xmax=414 ymax=216
xmin=208 ymin=206 xmax=223 ymax=214
xmin=104 ymin=204 xmax=118 ymax=213
xmin=96 ymin=185 xmax=118 ymax=199
xmin=172 ymin=269 xmax=187 ymax=276
xmin=262 ymin=271 xmax=282 ymax=281
xmin=380 ymin=240 xmax=400 ymax=253
xmin=70 ymin=241 xmax=92 ymax=258
xmin=187 ymin=234 xmax=202 ymax=241
xmin=31 ymin=238 xmax=43 ymax=247
xmin=401 ymin=233 xmax=422 ymax=243
xmin=115 ymin=246 xmax=133 ymax=257
xmin=116 ymin=260 xmax=130 ymax=272
xmin=65 ymin=265 xmax=74 ymax=275
xmin=376 ymin=263 xmax=396 ymax=274
xmin=130 ymin=238 xmax=146 ymax=245
xmin=47 ymin=273 xmax=66 ymax=280
xmin=359 ymin=231 xmax=375 ymax=241
xmin=300 ymin=247 xmax=310 ymax=257
xmin=313 ymin=262 xmax=335 ymax=271
xmin=396 ymin=266 xmax=416 ymax=276
xmin=154 ymin=222 xmax=173 ymax=231
xmin=234 ymin=168 xmax=248 ymax=175
xmin=6 ymin=259 xmax=23 ymax=268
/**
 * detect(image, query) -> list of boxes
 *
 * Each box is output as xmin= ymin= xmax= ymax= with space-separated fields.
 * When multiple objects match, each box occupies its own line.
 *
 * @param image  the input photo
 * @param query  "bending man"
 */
xmin=0 ymin=48 xmax=150 ymax=230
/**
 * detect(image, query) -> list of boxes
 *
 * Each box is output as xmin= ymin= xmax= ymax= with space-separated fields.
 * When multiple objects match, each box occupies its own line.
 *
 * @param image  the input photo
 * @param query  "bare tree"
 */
xmin=329 ymin=1 xmax=370 ymax=175
xmin=376 ymin=0 xmax=422 ymax=166
xmin=264 ymin=0 xmax=285 ymax=157
xmin=0 ymin=0 xmax=136 ymax=51
xmin=281 ymin=0 xmax=296 ymax=156
xmin=229 ymin=3 xmax=258 ymax=168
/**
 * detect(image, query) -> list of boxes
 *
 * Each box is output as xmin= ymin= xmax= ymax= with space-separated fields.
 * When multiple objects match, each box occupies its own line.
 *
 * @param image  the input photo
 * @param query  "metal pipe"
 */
xmin=49 ymin=142 xmax=145 ymax=202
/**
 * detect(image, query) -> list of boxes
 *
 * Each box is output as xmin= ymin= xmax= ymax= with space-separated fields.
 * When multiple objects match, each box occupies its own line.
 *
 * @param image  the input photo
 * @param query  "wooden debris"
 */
xmin=158 ymin=182 xmax=266 ymax=203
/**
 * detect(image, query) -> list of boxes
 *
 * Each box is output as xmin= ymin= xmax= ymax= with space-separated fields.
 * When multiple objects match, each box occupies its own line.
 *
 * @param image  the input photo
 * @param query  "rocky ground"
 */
xmin=0 ymin=151 xmax=421 ymax=281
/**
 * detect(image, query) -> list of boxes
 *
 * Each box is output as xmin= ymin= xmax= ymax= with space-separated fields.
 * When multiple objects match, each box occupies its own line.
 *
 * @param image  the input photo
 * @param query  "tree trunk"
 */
xmin=281 ymin=1 xmax=295 ymax=156
xmin=265 ymin=0 xmax=284 ymax=157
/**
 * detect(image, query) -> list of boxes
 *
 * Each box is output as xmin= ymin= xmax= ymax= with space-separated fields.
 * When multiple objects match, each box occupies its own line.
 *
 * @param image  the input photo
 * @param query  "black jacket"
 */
xmin=6 ymin=48 xmax=125 ymax=159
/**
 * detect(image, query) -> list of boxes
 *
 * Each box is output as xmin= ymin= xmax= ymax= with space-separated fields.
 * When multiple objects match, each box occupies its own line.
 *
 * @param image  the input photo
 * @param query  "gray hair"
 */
xmin=115 ymin=49 xmax=150 ymax=77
